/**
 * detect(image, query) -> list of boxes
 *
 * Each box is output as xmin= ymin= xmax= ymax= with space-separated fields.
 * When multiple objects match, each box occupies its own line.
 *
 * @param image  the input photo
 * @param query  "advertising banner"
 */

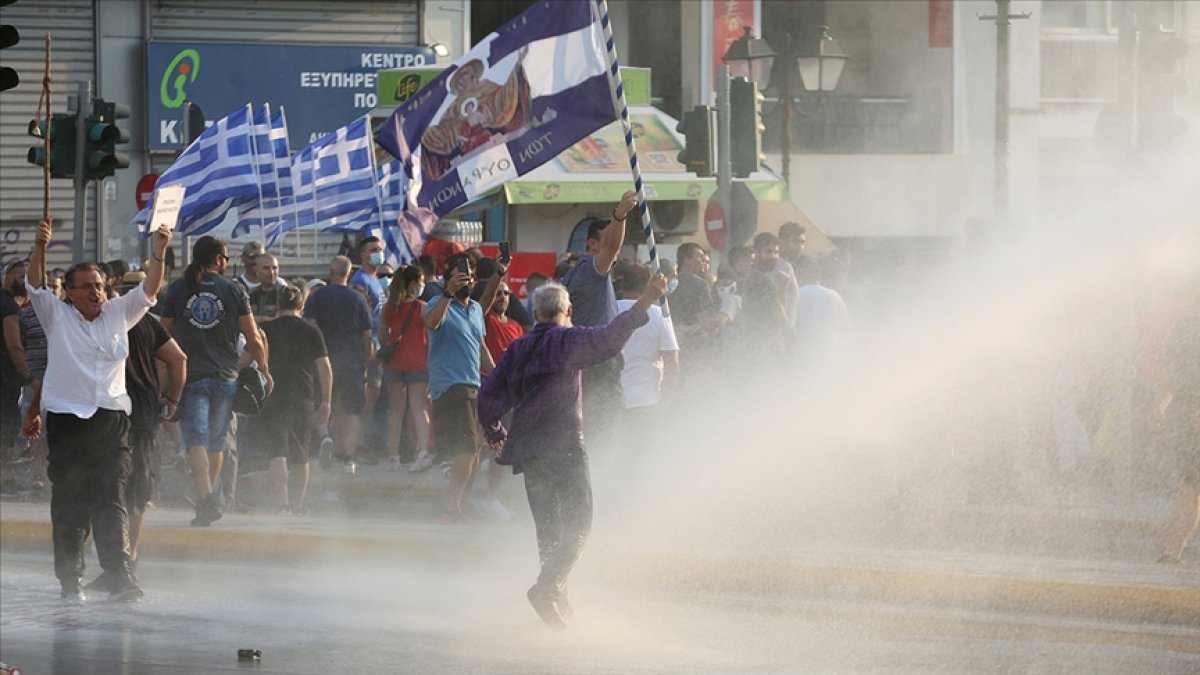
xmin=146 ymin=41 xmax=435 ymax=151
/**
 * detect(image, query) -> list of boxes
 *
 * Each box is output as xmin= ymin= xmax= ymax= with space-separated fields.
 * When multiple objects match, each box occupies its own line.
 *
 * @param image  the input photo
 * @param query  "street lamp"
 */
xmin=796 ymin=25 xmax=849 ymax=93
xmin=723 ymin=26 xmax=776 ymax=90
xmin=772 ymin=25 xmax=849 ymax=185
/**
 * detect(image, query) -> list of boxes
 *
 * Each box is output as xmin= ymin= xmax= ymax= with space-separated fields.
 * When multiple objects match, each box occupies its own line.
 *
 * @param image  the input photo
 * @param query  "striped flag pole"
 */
xmin=595 ymin=0 xmax=670 ymax=316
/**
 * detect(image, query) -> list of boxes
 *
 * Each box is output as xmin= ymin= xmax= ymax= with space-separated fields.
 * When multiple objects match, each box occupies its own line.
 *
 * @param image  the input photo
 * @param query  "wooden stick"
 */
xmin=42 ymin=34 xmax=51 ymax=220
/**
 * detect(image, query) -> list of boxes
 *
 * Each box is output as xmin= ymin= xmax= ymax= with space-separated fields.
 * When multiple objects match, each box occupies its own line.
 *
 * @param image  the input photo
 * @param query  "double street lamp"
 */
xmin=723 ymin=24 xmax=849 ymax=185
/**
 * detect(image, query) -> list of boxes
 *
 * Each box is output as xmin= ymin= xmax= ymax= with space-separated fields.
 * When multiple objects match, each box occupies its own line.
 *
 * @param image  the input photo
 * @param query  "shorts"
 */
xmin=383 ymin=369 xmax=429 ymax=384
xmin=331 ymin=367 xmax=366 ymax=415
xmin=366 ymin=360 xmax=382 ymax=389
xmin=260 ymin=401 xmax=313 ymax=464
xmin=179 ymin=376 xmax=238 ymax=454
xmin=126 ymin=426 xmax=159 ymax=510
xmin=432 ymin=384 xmax=483 ymax=459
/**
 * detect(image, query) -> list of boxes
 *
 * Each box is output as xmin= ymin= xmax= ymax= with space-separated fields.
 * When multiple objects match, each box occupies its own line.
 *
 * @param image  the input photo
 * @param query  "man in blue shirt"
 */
xmin=350 ymin=236 xmax=386 ymax=448
xmin=562 ymin=190 xmax=638 ymax=449
xmin=422 ymin=252 xmax=504 ymax=520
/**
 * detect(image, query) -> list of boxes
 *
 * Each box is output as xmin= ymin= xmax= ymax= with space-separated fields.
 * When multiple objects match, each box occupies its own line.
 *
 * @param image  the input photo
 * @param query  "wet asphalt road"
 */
xmin=2 ymin=549 xmax=1199 ymax=674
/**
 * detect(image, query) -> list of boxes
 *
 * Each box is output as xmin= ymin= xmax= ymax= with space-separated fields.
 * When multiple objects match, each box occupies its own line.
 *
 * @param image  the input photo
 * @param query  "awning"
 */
xmin=495 ymin=106 xmax=787 ymax=205
xmin=753 ymin=199 xmax=837 ymax=255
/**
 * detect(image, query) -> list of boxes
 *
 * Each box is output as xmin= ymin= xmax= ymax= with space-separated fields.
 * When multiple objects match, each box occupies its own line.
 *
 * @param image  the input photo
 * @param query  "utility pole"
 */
xmin=70 ymin=80 xmax=90 ymax=263
xmin=979 ymin=0 xmax=1030 ymax=222
xmin=715 ymin=65 xmax=732 ymax=255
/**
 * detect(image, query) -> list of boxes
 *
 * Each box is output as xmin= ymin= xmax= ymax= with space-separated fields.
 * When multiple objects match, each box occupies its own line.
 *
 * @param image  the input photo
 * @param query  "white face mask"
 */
xmin=413 ymin=283 xmax=425 ymax=298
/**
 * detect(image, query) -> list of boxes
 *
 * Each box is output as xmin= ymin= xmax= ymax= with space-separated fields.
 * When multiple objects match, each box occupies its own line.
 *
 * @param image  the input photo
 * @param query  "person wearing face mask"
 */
xmin=350 ymin=236 xmax=387 ymax=462
xmin=423 ymin=252 xmax=506 ymax=521
xmin=379 ymin=266 xmax=432 ymax=472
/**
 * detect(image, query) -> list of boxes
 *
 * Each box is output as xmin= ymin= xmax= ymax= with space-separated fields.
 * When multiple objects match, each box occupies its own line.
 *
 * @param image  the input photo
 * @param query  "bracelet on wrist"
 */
xmin=152 ymin=254 xmax=164 ymax=262
xmin=612 ymin=209 xmax=627 ymax=221
xmin=164 ymin=396 xmax=178 ymax=405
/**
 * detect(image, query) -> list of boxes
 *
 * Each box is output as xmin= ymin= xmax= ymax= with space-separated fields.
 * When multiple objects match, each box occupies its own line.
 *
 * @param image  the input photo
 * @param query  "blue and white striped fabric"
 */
xmin=377 ymin=160 xmax=416 ymax=266
xmin=135 ymin=105 xmax=260 ymax=236
xmin=264 ymin=143 xmax=315 ymax=248
xmin=313 ymin=116 xmax=378 ymax=231
xmin=234 ymin=105 xmax=294 ymax=240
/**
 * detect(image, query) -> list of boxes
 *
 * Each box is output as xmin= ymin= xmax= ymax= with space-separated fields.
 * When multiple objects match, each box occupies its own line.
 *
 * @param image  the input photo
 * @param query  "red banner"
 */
xmin=713 ymin=0 xmax=756 ymax=85
xmin=929 ymin=0 xmax=953 ymax=48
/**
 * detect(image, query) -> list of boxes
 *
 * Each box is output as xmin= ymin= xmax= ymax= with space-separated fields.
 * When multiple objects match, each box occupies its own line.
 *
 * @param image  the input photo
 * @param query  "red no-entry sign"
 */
xmin=704 ymin=198 xmax=727 ymax=250
xmin=135 ymin=173 xmax=159 ymax=210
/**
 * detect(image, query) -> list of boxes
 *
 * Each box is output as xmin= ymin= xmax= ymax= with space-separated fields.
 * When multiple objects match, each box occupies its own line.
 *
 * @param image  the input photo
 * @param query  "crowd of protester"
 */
xmin=1 ymin=196 xmax=1197 ymax=607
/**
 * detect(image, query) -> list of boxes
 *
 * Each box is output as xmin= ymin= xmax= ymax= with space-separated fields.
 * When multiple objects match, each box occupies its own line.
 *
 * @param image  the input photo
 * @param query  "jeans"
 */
xmin=179 ymin=376 xmax=237 ymax=454
xmin=521 ymin=446 xmax=593 ymax=594
xmin=46 ymin=409 xmax=133 ymax=583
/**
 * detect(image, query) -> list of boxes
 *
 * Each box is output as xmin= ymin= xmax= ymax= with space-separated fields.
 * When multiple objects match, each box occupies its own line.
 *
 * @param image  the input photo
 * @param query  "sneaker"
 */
xmin=409 ymin=452 xmax=435 ymax=473
xmin=527 ymin=584 xmax=567 ymax=630
xmin=386 ymin=457 xmax=402 ymax=472
xmin=292 ymin=505 xmax=310 ymax=517
xmin=190 ymin=494 xmax=223 ymax=527
xmin=60 ymin=579 xmax=87 ymax=604
xmin=343 ymin=460 xmax=357 ymax=475
xmin=274 ymin=504 xmax=292 ymax=515
xmin=1157 ymin=554 xmax=1181 ymax=565
xmin=318 ymin=436 xmax=334 ymax=469
xmin=108 ymin=574 xmax=144 ymax=603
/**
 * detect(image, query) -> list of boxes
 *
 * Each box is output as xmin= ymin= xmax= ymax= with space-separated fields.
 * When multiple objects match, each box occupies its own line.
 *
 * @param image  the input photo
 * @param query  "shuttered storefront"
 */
xmin=0 ymin=0 xmax=96 ymax=272
xmin=148 ymin=0 xmax=420 ymax=272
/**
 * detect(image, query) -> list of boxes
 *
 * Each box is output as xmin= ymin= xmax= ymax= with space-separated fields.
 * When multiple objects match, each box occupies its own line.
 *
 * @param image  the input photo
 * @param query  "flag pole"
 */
xmin=595 ymin=0 xmax=669 ymax=315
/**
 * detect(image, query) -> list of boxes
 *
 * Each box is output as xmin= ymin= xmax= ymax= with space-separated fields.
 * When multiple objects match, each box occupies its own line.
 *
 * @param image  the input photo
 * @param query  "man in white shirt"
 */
xmin=26 ymin=218 xmax=171 ymax=603
xmin=616 ymin=264 xmax=679 ymax=457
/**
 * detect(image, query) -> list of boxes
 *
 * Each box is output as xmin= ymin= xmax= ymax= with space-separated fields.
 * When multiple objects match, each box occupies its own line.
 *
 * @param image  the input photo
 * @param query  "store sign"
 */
xmin=146 ymin=41 xmax=435 ymax=151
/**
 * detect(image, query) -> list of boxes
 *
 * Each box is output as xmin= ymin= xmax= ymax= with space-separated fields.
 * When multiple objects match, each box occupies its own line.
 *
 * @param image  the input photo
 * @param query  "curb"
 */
xmin=612 ymin=554 xmax=1200 ymax=631
xmin=5 ymin=517 xmax=1198 ymax=630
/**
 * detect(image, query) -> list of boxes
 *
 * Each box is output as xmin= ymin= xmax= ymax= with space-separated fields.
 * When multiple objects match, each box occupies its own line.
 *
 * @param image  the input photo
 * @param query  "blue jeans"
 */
xmin=179 ymin=376 xmax=237 ymax=455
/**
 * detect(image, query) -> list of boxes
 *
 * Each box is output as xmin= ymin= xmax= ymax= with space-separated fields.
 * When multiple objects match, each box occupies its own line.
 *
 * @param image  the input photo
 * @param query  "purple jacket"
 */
xmin=479 ymin=305 xmax=648 ymax=465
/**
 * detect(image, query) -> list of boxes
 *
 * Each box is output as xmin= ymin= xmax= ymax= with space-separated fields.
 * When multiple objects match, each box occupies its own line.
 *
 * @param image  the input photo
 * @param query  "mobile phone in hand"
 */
xmin=498 ymin=241 xmax=511 ymax=265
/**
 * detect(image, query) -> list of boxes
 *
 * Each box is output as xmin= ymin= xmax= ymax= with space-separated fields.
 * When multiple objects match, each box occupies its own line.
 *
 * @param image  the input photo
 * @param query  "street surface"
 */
xmin=2 ymin=507 xmax=1199 ymax=674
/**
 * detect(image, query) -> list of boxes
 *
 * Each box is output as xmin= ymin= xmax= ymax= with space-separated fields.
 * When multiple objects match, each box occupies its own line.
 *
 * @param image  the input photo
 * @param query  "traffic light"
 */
xmin=729 ymin=76 xmax=765 ymax=178
xmin=84 ymin=99 xmax=131 ymax=180
xmin=27 ymin=113 xmax=77 ymax=179
xmin=0 ymin=6 xmax=18 ymax=93
xmin=676 ymin=105 xmax=715 ymax=178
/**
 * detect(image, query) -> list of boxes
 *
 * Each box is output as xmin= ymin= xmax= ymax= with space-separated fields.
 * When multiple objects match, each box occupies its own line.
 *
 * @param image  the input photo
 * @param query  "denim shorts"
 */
xmin=179 ymin=376 xmax=238 ymax=455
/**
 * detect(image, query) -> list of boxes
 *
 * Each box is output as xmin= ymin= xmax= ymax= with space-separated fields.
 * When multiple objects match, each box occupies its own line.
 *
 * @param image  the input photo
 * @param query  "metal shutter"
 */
xmin=0 ymin=0 xmax=96 ymax=271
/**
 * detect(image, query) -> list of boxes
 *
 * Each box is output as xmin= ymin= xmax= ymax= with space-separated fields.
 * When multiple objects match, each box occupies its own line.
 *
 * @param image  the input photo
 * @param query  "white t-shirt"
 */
xmin=616 ymin=299 xmax=679 ymax=409
xmin=794 ymin=284 xmax=848 ymax=354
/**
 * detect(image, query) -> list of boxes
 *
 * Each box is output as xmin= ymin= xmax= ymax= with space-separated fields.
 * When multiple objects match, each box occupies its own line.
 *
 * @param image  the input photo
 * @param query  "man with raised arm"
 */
xmin=479 ymin=273 xmax=669 ymax=629
xmin=26 ymin=217 xmax=171 ymax=603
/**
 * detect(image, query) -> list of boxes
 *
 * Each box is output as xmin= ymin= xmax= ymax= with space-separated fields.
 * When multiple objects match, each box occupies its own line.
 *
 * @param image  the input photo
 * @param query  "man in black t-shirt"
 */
xmin=86 ymin=312 xmax=185 ymax=593
xmin=261 ymin=285 xmax=331 ymax=514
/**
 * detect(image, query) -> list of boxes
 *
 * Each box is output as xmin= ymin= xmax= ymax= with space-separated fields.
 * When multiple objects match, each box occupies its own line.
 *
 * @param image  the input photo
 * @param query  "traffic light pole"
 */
xmin=71 ymin=80 xmax=90 ymax=263
xmin=715 ymin=65 xmax=732 ymax=255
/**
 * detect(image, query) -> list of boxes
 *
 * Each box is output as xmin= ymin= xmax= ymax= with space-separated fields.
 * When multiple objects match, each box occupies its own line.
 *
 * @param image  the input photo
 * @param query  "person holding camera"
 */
xmin=422 ymin=252 xmax=505 ymax=521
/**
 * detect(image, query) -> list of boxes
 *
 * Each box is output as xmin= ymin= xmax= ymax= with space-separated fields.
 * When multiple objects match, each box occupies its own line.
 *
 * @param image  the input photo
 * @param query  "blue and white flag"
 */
xmin=312 ymin=115 xmax=379 ymax=231
xmin=136 ymin=104 xmax=260 ymax=236
xmin=375 ymin=0 xmax=613 ymax=254
xmin=235 ymin=105 xmax=293 ymax=240
xmin=264 ymin=143 xmax=315 ymax=248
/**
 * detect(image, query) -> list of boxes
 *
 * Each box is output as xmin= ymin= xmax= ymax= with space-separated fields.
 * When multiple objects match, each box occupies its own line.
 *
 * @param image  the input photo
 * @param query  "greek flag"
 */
xmin=264 ymin=143 xmax=315 ymax=248
xmin=234 ymin=105 xmax=293 ymax=240
xmin=136 ymin=105 xmax=260 ymax=236
xmin=375 ymin=0 xmax=613 ymax=255
xmin=266 ymin=116 xmax=378 ymax=247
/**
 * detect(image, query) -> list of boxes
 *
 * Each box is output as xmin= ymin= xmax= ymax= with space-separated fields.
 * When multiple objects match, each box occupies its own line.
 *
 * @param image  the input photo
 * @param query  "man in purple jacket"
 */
xmin=479 ymin=273 xmax=668 ymax=629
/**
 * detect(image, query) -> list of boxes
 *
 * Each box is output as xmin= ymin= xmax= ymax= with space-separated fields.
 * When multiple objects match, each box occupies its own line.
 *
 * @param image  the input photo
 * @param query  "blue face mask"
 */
xmin=368 ymin=251 xmax=385 ymax=267
xmin=667 ymin=278 xmax=679 ymax=293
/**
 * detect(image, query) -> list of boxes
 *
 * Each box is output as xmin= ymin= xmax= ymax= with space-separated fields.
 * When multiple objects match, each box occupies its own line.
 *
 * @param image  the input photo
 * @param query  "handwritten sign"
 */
xmin=149 ymin=183 xmax=186 ymax=233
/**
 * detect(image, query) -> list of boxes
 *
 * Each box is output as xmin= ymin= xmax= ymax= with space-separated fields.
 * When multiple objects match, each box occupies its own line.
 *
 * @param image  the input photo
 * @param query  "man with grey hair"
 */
xmin=479 ymin=273 xmax=669 ymax=629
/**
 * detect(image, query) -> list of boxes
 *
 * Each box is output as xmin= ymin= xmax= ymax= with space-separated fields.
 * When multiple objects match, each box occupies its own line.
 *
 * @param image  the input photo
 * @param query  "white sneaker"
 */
xmin=386 ymin=457 xmax=402 ymax=472
xmin=409 ymin=452 xmax=435 ymax=473
xmin=318 ymin=436 xmax=334 ymax=469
